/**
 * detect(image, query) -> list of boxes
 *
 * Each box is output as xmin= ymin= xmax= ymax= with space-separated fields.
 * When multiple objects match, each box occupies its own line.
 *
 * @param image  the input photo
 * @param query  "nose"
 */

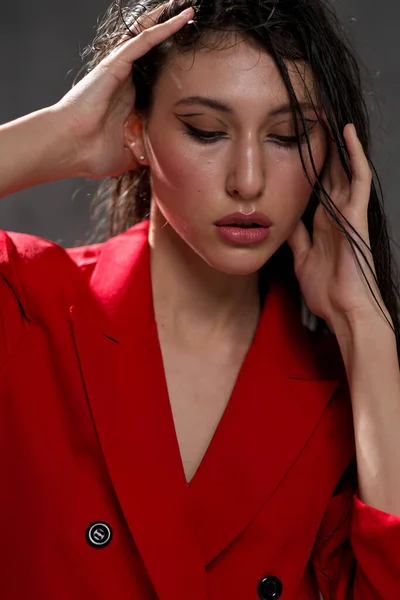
xmin=226 ymin=139 xmax=265 ymax=203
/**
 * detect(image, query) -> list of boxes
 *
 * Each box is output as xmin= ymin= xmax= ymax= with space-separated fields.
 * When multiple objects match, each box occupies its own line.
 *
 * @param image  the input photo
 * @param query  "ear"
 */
xmin=124 ymin=111 xmax=149 ymax=166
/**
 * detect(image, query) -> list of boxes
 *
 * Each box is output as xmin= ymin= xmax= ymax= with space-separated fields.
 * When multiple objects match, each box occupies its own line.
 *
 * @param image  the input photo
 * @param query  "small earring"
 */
xmin=138 ymin=155 xmax=145 ymax=161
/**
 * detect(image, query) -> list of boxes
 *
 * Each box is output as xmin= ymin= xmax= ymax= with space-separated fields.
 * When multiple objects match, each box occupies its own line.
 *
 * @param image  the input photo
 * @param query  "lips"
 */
xmin=215 ymin=212 xmax=272 ymax=228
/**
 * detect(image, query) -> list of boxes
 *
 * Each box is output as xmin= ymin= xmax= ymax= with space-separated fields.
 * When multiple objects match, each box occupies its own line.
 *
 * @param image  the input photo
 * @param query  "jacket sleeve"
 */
xmin=311 ymin=464 xmax=400 ymax=599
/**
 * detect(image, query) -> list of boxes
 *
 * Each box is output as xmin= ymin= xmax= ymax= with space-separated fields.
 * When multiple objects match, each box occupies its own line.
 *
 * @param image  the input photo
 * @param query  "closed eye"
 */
xmin=181 ymin=122 xmax=312 ymax=148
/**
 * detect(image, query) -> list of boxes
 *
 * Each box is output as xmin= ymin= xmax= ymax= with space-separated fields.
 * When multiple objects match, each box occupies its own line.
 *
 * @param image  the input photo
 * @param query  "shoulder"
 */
xmin=2 ymin=230 xmax=105 ymax=278
xmin=0 ymin=230 xmax=94 ymax=296
xmin=0 ymin=231 xmax=108 ymax=333
xmin=1 ymin=229 xmax=66 ymax=264
xmin=0 ymin=230 xmax=73 ymax=294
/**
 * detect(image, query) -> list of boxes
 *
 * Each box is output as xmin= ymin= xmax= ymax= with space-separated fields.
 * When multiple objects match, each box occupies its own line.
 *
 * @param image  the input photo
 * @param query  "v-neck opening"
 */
xmin=151 ymin=290 xmax=271 ymax=490
xmin=130 ymin=223 xmax=275 ymax=490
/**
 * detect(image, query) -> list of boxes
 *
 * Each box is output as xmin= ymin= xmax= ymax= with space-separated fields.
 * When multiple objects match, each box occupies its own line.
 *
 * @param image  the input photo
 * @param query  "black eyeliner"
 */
xmin=177 ymin=117 xmax=317 ymax=146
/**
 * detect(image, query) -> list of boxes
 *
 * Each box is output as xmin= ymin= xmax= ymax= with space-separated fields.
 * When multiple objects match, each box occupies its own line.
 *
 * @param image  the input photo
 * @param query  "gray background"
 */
xmin=0 ymin=0 xmax=399 ymax=257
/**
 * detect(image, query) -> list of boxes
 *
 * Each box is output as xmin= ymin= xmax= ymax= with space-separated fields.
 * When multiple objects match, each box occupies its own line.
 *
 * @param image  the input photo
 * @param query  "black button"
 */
xmin=257 ymin=576 xmax=283 ymax=599
xmin=86 ymin=522 xmax=113 ymax=548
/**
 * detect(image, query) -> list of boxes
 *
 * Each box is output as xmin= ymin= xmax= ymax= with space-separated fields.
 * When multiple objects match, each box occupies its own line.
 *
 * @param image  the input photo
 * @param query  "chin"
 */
xmin=205 ymin=253 xmax=269 ymax=277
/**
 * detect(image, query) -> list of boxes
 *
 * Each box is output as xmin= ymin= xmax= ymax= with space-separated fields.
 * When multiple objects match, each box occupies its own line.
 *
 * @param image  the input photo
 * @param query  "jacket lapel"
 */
xmin=187 ymin=277 xmax=352 ymax=565
xmin=70 ymin=222 xmax=207 ymax=600
xmin=70 ymin=219 xmax=353 ymax=586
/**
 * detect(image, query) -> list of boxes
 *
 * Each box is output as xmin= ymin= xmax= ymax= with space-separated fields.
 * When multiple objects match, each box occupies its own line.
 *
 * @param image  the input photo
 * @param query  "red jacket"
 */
xmin=0 ymin=219 xmax=399 ymax=600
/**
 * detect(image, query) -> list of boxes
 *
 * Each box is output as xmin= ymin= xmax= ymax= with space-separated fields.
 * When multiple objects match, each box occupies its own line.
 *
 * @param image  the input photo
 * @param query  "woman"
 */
xmin=0 ymin=0 xmax=399 ymax=598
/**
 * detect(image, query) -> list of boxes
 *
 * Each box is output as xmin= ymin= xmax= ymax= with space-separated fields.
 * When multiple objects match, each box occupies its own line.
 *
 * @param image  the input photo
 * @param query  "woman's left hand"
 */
xmin=286 ymin=123 xmax=386 ymax=329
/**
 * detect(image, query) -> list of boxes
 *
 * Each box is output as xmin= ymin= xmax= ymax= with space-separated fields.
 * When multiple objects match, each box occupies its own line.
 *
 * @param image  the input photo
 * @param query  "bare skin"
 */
xmin=0 ymin=3 xmax=195 ymax=197
xmin=128 ymin=43 xmax=327 ymax=482
xmin=0 ymin=3 xmax=329 ymax=484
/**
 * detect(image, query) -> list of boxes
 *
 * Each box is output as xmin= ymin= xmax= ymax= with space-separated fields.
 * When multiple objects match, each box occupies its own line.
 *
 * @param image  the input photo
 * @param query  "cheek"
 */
xmin=147 ymin=138 xmax=186 ymax=189
xmin=145 ymin=132 xmax=212 ymax=240
xmin=276 ymin=139 xmax=327 ymax=202
xmin=146 ymin=130 xmax=210 ymax=200
xmin=269 ymin=152 xmax=313 ymax=201
xmin=268 ymin=143 xmax=326 ymax=226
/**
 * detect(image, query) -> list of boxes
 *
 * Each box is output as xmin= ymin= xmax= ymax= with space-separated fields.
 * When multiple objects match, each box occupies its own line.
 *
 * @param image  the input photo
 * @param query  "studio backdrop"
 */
xmin=1 ymin=0 xmax=399 ymax=266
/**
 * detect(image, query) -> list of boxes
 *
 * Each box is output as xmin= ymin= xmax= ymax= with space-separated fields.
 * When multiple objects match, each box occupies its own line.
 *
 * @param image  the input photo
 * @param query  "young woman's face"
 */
xmin=142 ymin=40 xmax=328 ymax=275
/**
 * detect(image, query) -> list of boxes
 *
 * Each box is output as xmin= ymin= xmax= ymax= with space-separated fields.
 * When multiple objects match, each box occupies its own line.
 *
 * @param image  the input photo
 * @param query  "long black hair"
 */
xmin=79 ymin=0 xmax=400 ymax=354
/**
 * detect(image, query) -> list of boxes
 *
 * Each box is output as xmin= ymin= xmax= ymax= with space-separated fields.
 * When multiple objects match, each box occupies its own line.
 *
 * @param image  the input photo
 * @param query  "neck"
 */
xmin=148 ymin=209 xmax=261 ymax=350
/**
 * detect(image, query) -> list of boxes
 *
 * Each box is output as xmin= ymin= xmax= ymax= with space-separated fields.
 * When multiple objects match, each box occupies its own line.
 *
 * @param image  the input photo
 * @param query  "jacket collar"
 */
xmin=70 ymin=220 xmax=350 ymax=599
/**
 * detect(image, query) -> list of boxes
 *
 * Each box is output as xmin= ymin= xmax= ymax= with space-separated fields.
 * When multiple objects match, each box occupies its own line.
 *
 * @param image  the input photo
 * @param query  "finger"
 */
xmin=318 ymin=118 xmax=336 ymax=199
xmin=109 ymin=5 xmax=170 ymax=48
xmin=114 ymin=3 xmax=172 ymax=41
xmin=319 ymin=146 xmax=332 ymax=199
xmin=287 ymin=219 xmax=312 ymax=270
xmin=328 ymin=128 xmax=351 ymax=208
xmin=130 ymin=3 xmax=168 ymax=35
xmin=344 ymin=123 xmax=372 ymax=208
xmin=107 ymin=5 xmax=194 ymax=63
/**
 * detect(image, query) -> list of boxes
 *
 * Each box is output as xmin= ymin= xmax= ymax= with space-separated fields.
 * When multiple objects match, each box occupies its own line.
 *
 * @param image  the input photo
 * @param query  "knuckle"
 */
xmin=362 ymin=157 xmax=372 ymax=177
xmin=358 ymin=167 xmax=371 ymax=183
xmin=139 ymin=28 xmax=155 ymax=49
xmin=140 ymin=27 xmax=152 ymax=40
xmin=338 ymin=190 xmax=350 ymax=203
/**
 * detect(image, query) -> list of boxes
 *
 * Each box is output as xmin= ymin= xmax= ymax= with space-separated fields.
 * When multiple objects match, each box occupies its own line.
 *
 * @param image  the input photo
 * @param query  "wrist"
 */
xmin=46 ymin=104 xmax=89 ymax=179
xmin=330 ymin=307 xmax=394 ymax=339
xmin=330 ymin=311 xmax=396 ymax=371
xmin=0 ymin=106 xmax=89 ymax=199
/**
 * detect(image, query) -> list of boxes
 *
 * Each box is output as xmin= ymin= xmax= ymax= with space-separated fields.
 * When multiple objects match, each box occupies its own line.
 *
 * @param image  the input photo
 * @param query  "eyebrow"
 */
xmin=173 ymin=95 xmax=317 ymax=117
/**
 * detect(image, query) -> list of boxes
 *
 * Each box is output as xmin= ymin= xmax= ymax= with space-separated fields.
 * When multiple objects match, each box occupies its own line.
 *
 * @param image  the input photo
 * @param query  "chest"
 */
xmin=158 ymin=337 xmax=249 ymax=484
xmin=0 ymin=312 xmax=355 ymax=600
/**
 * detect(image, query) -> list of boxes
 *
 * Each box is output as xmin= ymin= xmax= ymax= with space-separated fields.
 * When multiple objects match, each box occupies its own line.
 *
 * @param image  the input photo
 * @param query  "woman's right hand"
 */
xmin=55 ymin=3 xmax=194 ymax=179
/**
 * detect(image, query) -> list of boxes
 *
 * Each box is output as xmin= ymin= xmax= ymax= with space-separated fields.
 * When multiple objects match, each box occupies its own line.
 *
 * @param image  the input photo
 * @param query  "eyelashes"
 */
xmin=181 ymin=122 xmax=311 ymax=149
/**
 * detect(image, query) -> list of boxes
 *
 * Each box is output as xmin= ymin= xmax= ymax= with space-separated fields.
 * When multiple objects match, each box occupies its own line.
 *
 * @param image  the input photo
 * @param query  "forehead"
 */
xmin=154 ymin=39 xmax=318 ymax=113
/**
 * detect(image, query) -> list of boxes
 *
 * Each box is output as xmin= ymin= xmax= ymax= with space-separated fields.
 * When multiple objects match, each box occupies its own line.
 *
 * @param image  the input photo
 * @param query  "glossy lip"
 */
xmin=215 ymin=212 xmax=272 ymax=227
xmin=216 ymin=225 xmax=271 ymax=245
